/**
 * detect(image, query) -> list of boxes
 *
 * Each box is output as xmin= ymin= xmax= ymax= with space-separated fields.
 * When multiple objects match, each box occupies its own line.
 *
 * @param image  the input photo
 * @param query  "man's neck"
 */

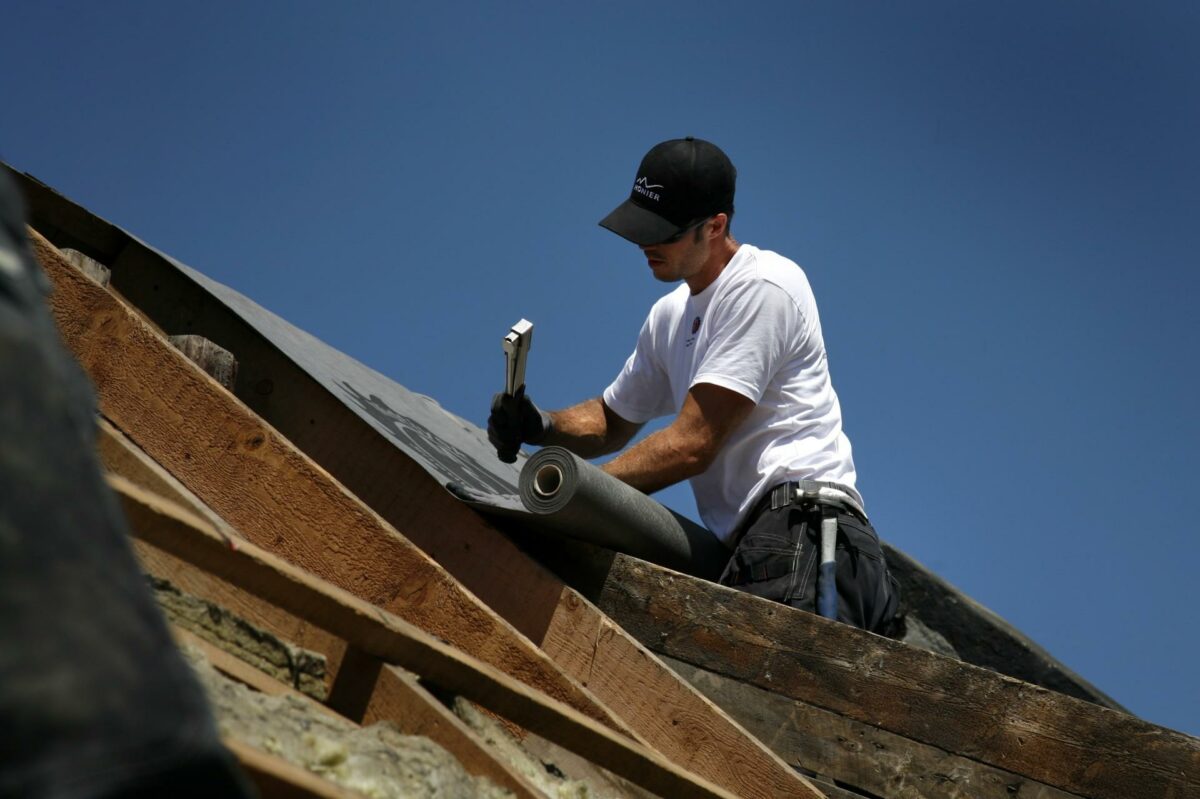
xmin=686 ymin=237 xmax=741 ymax=295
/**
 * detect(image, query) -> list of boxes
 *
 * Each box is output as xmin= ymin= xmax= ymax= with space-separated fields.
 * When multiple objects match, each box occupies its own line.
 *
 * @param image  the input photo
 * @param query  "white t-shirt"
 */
xmin=603 ymin=243 xmax=859 ymax=544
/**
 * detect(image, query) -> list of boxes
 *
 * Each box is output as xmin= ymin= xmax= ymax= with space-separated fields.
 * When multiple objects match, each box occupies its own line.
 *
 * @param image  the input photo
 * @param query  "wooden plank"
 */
xmin=172 ymin=626 xmax=337 ymax=714
xmin=180 ymin=628 xmax=548 ymax=799
xmin=110 ymin=475 xmax=738 ymax=799
xmin=59 ymin=247 xmax=111 ymax=286
xmin=169 ymin=334 xmax=238 ymax=391
xmin=36 ymin=229 xmax=818 ymax=799
xmin=137 ymin=536 xmax=349 ymax=689
xmin=32 ymin=229 xmax=633 ymax=740
xmin=225 ymin=739 xmax=367 ymax=799
xmin=882 ymin=543 xmax=1122 ymax=709
xmin=589 ymin=556 xmax=1200 ymax=799
xmin=98 ymin=415 xmax=234 ymax=535
xmin=337 ymin=653 xmax=551 ymax=799
xmin=663 ymin=655 xmax=1084 ymax=799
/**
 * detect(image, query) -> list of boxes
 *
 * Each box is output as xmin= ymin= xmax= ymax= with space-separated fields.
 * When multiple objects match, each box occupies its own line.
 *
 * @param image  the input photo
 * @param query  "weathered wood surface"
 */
xmin=169 ymin=333 xmax=238 ymax=390
xmin=111 ymin=475 xmax=736 ymax=799
xmin=663 ymin=655 xmax=1083 ymax=799
xmin=29 ymin=227 xmax=821 ymax=796
xmin=59 ymin=247 xmax=111 ymax=286
xmin=226 ymin=738 xmax=367 ymax=799
xmin=882 ymin=544 xmax=1122 ymax=710
xmin=590 ymin=556 xmax=1200 ymax=799
xmin=34 ymin=230 xmax=634 ymax=739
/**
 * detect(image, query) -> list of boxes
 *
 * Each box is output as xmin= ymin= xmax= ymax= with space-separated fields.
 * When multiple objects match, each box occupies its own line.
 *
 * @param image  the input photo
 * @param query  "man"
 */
xmin=489 ymin=137 xmax=898 ymax=632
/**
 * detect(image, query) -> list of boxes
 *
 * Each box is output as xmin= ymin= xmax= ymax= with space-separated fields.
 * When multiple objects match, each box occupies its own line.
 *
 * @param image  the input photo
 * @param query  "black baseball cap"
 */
xmin=599 ymin=137 xmax=736 ymax=246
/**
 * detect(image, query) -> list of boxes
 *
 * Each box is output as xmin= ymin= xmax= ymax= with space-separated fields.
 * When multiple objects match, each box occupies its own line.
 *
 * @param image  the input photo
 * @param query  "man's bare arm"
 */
xmin=601 ymin=383 xmax=755 ymax=494
xmin=543 ymin=397 xmax=643 ymax=459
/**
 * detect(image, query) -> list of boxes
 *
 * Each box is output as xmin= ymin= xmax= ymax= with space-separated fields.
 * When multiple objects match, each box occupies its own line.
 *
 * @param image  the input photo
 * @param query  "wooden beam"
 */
xmin=336 ymin=653 xmax=551 ymax=799
xmin=589 ymin=556 xmax=1200 ymax=799
xmin=97 ymin=415 xmax=233 ymax=535
xmin=35 ymin=229 xmax=819 ymax=799
xmin=110 ymin=474 xmax=738 ymax=799
xmin=882 ymin=543 xmax=1122 ymax=709
xmin=168 ymin=334 xmax=238 ymax=391
xmin=179 ymin=627 xmax=548 ymax=799
xmin=103 ymin=432 xmax=546 ymax=799
xmin=663 ymin=655 xmax=1084 ymax=799
xmin=33 ymin=229 xmax=632 ymax=739
xmin=173 ymin=626 xmax=342 ymax=717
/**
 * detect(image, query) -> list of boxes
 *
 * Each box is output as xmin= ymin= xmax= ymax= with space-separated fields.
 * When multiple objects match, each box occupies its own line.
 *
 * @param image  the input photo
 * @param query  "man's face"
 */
xmin=639 ymin=223 xmax=711 ymax=284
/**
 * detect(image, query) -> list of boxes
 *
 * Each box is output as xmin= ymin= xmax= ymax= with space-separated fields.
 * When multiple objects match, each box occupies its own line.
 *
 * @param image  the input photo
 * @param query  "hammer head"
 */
xmin=502 ymin=318 xmax=534 ymax=396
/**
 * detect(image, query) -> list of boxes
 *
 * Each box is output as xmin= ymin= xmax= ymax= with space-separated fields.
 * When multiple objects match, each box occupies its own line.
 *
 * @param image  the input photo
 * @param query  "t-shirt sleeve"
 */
xmin=603 ymin=315 xmax=675 ymax=424
xmin=691 ymin=280 xmax=800 ymax=403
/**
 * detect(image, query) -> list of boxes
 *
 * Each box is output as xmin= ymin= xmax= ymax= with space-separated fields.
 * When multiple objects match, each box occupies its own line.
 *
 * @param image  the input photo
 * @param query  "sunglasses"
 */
xmin=657 ymin=216 xmax=713 ymax=245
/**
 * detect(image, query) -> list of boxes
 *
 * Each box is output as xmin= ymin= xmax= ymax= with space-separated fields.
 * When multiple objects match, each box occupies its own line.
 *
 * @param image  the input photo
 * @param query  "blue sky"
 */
xmin=5 ymin=2 xmax=1197 ymax=736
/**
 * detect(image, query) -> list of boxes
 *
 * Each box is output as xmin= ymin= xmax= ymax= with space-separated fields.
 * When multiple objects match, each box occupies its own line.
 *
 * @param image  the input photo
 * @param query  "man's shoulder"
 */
xmin=722 ymin=244 xmax=813 ymax=304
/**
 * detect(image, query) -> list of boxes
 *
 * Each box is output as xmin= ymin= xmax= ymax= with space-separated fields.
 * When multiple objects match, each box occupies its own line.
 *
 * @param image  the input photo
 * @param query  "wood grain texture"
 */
xmin=664 ymin=656 xmax=1083 ymax=799
xmin=112 ymin=475 xmax=737 ymax=799
xmin=169 ymin=334 xmax=238 ymax=390
xmin=540 ymin=588 xmax=818 ymax=799
xmin=33 ymin=229 xmax=630 ymax=738
xmin=593 ymin=556 xmax=1200 ymax=799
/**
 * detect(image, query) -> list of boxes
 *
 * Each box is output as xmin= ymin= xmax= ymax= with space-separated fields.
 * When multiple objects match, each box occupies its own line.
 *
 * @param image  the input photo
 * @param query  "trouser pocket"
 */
xmin=719 ymin=507 xmax=820 ymax=608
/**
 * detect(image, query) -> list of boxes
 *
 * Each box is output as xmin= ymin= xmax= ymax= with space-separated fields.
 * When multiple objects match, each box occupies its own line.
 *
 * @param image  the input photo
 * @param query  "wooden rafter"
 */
xmin=111 ymin=474 xmax=737 ymax=799
xmin=33 ymin=229 xmax=635 ymax=738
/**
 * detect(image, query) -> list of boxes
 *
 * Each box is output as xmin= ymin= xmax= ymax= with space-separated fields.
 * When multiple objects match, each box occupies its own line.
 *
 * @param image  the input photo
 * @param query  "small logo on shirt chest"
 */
xmin=685 ymin=315 xmax=701 ymax=348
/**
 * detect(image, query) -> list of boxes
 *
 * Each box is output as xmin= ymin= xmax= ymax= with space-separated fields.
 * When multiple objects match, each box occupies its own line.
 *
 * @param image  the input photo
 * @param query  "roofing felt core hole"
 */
xmin=533 ymin=464 xmax=564 ymax=498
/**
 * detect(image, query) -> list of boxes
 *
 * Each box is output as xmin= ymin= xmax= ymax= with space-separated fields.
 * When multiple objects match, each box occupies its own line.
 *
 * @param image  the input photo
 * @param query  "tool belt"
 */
xmin=755 ymin=479 xmax=869 ymax=524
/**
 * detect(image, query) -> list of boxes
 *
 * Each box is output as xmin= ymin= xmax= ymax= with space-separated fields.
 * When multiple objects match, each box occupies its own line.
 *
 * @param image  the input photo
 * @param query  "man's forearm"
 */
xmin=601 ymin=425 xmax=713 ymax=494
xmin=542 ymin=397 xmax=628 ymax=459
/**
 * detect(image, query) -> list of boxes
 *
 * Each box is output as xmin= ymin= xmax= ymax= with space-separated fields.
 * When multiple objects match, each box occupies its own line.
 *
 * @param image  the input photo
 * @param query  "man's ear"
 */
xmin=710 ymin=213 xmax=729 ymax=240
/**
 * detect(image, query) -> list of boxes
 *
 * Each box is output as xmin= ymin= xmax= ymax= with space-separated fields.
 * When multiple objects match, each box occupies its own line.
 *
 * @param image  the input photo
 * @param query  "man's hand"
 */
xmin=488 ymin=389 xmax=553 ymax=463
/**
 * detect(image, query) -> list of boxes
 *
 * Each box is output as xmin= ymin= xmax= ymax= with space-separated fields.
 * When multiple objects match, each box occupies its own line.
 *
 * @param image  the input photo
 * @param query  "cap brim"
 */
xmin=598 ymin=199 xmax=681 ymax=246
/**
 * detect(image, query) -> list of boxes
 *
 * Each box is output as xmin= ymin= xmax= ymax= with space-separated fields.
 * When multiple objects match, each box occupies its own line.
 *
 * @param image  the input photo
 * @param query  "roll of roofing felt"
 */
xmin=517 ymin=447 xmax=731 ymax=579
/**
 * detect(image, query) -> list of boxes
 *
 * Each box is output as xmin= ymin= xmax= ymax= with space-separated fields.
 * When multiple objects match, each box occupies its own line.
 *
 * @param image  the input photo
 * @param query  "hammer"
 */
xmin=497 ymin=318 xmax=534 ymax=463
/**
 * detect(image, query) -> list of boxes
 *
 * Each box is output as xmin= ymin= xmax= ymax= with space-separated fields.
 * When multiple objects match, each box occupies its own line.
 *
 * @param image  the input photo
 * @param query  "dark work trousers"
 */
xmin=718 ymin=498 xmax=900 ymax=633
xmin=0 ymin=172 xmax=254 ymax=798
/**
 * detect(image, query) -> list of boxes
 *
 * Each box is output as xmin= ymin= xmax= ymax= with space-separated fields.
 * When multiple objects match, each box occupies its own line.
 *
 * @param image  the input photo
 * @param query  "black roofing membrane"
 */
xmin=171 ymin=257 xmax=724 ymax=577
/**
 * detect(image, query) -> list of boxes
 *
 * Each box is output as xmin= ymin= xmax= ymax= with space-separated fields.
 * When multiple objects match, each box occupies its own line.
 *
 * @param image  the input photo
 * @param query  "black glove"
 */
xmin=488 ymin=388 xmax=552 ymax=463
